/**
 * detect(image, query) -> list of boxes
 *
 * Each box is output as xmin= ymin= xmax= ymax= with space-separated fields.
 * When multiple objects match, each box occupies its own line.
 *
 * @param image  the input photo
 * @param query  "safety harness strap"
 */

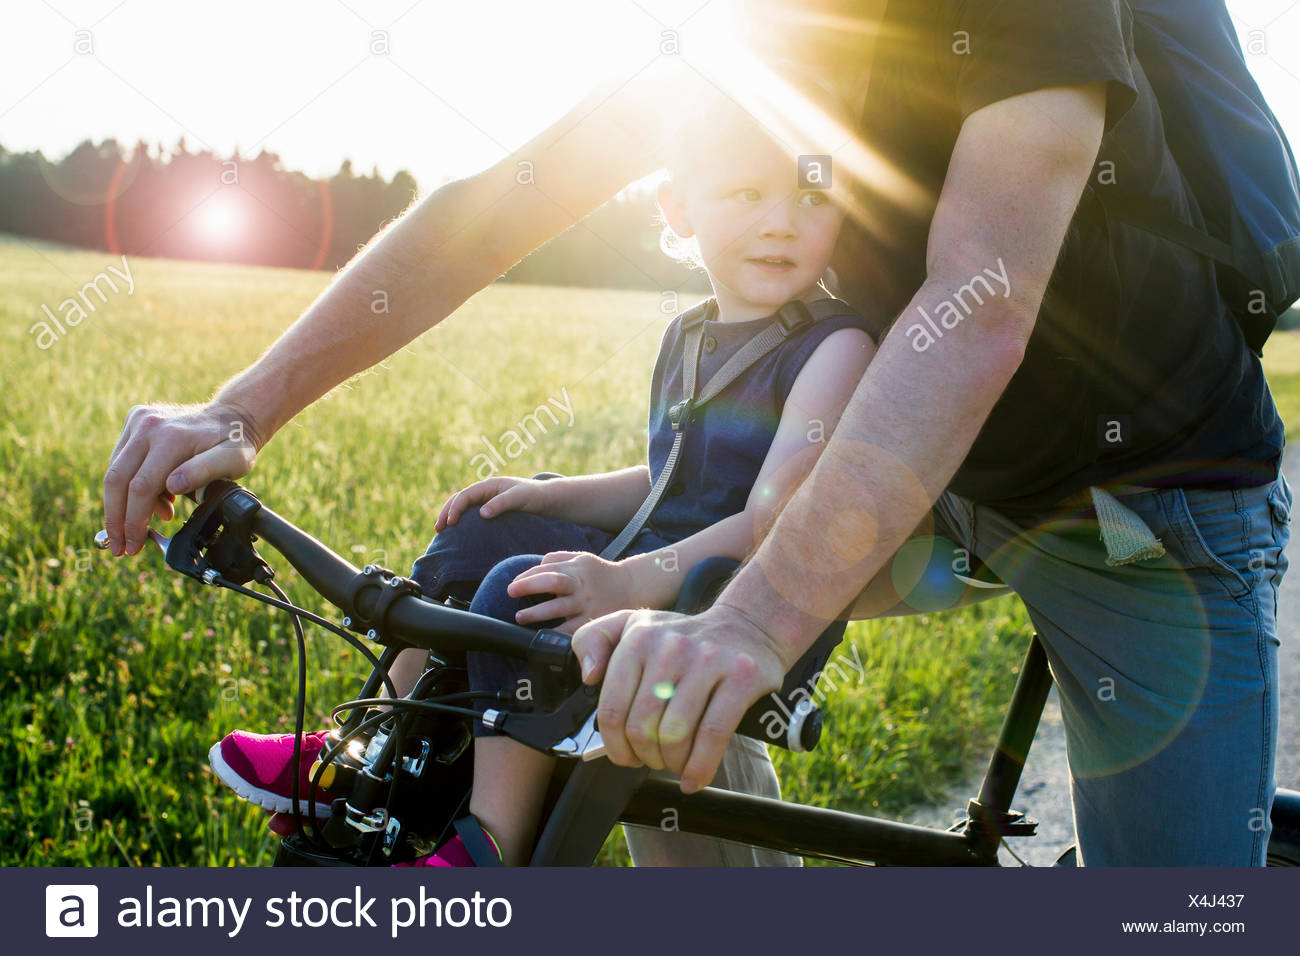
xmin=600 ymin=297 xmax=854 ymax=561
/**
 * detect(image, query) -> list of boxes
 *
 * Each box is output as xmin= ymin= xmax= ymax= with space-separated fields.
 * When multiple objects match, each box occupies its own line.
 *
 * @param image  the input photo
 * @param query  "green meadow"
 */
xmin=2 ymin=234 xmax=1293 ymax=865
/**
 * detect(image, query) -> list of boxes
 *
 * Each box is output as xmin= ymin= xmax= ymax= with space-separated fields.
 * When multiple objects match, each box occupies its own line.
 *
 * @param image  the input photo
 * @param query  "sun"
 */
xmin=194 ymin=192 xmax=245 ymax=244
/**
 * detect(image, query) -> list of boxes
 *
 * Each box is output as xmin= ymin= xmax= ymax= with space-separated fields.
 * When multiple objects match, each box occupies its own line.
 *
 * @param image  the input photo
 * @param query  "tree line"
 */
xmin=0 ymin=138 xmax=707 ymax=293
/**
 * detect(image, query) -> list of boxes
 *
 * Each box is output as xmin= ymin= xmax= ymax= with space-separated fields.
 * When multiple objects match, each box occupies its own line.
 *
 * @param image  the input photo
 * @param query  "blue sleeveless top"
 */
xmin=641 ymin=297 xmax=879 ymax=543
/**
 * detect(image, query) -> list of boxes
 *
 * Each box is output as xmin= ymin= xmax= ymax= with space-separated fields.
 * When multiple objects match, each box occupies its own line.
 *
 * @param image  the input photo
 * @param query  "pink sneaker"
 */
xmin=208 ymin=729 xmax=337 ymax=816
xmin=393 ymin=828 xmax=501 ymax=868
xmin=392 ymin=835 xmax=478 ymax=868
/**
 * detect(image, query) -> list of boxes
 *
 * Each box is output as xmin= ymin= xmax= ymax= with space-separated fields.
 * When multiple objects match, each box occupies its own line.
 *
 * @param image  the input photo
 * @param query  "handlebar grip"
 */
xmin=730 ymin=620 xmax=842 ymax=753
xmin=736 ymin=695 xmax=823 ymax=753
xmin=670 ymin=556 xmax=834 ymax=753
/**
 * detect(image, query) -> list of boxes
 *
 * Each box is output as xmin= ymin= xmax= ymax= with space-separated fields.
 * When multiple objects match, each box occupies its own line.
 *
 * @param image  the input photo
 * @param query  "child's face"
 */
xmin=662 ymin=127 xmax=846 ymax=316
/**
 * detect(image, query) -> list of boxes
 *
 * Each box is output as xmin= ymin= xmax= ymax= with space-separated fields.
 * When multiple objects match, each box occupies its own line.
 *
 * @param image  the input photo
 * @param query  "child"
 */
xmin=209 ymin=91 xmax=879 ymax=866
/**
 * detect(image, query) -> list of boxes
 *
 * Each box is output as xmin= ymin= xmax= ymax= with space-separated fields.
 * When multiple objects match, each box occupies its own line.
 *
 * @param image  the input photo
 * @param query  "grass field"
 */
xmin=2 ymin=234 xmax=1292 ymax=866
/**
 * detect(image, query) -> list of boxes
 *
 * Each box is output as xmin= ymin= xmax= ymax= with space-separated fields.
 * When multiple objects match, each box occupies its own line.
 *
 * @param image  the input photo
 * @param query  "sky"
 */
xmin=2 ymin=0 xmax=1300 ymax=196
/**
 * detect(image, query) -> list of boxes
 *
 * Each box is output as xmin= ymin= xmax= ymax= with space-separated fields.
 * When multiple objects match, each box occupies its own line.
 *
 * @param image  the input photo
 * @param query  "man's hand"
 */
xmin=570 ymin=605 xmax=788 ymax=792
xmin=103 ymin=401 xmax=260 ymax=556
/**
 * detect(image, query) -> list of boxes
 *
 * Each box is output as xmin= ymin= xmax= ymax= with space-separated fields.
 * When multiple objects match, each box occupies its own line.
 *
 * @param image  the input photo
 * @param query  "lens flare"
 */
xmin=193 ymin=191 xmax=245 ymax=244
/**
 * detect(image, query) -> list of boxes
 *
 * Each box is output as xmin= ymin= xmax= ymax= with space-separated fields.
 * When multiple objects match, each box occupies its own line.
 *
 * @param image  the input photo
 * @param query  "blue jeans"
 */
xmin=409 ymin=508 xmax=673 ymax=736
xmin=933 ymin=473 xmax=1292 ymax=865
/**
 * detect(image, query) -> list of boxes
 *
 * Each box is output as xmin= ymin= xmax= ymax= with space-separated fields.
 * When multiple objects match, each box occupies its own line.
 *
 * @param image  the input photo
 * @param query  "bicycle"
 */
xmin=96 ymin=479 xmax=1300 ymax=867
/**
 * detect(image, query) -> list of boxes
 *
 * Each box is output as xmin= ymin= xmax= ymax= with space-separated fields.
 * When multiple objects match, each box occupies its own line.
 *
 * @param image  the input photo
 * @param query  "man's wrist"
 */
xmin=207 ymin=395 xmax=269 ymax=454
xmin=212 ymin=374 xmax=278 ymax=453
xmin=709 ymin=600 xmax=803 ymax=673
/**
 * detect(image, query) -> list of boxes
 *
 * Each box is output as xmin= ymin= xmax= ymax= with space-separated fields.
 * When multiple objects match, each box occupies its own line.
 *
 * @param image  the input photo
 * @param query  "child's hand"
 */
xmin=435 ymin=476 xmax=553 ymax=531
xmin=507 ymin=552 xmax=637 ymax=635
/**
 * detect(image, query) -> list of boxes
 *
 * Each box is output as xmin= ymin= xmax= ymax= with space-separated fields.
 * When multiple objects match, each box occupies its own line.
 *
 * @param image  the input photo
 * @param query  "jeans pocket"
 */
xmin=1268 ymin=475 xmax=1292 ymax=529
xmin=1165 ymin=488 xmax=1251 ymax=602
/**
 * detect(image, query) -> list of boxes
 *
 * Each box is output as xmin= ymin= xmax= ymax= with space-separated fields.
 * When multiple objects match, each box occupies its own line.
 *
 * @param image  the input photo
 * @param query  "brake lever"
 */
xmin=483 ymin=682 xmax=601 ymax=757
xmin=554 ymin=710 xmax=607 ymax=762
xmin=94 ymin=528 xmax=172 ymax=557
xmin=93 ymin=482 xmax=215 ymax=557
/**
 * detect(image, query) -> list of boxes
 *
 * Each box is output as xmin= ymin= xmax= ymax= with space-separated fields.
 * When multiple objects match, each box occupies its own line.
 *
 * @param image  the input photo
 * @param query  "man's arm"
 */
xmin=220 ymin=67 xmax=681 ymax=446
xmin=574 ymin=82 xmax=1109 ymax=789
xmin=102 ymin=61 xmax=689 ymax=556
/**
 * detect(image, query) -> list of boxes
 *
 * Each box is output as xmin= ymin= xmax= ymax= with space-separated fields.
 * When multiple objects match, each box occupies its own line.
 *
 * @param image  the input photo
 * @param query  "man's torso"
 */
xmin=827 ymin=0 xmax=1284 ymax=513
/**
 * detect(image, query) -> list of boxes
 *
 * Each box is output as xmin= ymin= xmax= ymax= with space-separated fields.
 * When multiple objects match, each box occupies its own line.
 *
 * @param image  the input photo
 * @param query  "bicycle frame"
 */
xmin=526 ymin=635 xmax=1054 ymax=866
xmin=277 ymin=619 xmax=1300 ymax=866
xmin=524 ymin=639 xmax=1299 ymax=867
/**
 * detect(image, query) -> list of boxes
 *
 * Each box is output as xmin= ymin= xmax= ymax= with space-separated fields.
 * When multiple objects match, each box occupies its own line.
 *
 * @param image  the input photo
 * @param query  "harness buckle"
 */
xmin=775 ymin=300 xmax=814 ymax=334
xmin=680 ymin=298 xmax=717 ymax=331
xmin=669 ymin=399 xmax=693 ymax=431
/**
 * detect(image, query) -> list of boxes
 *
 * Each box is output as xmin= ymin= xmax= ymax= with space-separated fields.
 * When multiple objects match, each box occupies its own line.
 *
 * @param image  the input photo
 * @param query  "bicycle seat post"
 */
xmin=963 ymin=635 xmax=1053 ymax=859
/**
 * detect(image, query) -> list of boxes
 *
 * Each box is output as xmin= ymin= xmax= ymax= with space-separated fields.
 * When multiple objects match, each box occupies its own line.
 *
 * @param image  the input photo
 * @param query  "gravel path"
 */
xmin=902 ymin=448 xmax=1300 ymax=865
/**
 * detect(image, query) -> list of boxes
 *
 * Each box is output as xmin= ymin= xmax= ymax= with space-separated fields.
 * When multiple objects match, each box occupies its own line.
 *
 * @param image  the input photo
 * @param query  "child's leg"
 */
xmin=460 ymin=553 xmax=568 ymax=865
xmin=409 ymin=507 xmax=610 ymax=601
xmin=378 ymin=646 xmax=431 ymax=700
xmin=468 ymin=738 xmax=555 ymax=866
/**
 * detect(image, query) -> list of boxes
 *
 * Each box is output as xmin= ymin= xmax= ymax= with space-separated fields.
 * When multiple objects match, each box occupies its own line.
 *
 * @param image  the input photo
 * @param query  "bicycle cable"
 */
xmin=999 ymin=835 xmax=1031 ymax=867
xmin=210 ymin=574 xmax=398 ymax=700
xmin=208 ymin=571 xmax=400 ymax=854
xmin=206 ymin=570 xmax=522 ymax=863
xmin=265 ymin=578 xmax=315 ymax=848
xmin=302 ymin=694 xmax=493 ymax=864
xmin=363 ymin=708 xmax=406 ymax=867
xmin=328 ymin=692 xmax=512 ymax=865
xmin=331 ymin=697 xmax=487 ymax=721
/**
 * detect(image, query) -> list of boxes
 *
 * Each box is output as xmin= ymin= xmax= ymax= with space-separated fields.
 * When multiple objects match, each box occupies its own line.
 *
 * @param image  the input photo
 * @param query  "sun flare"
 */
xmin=194 ymin=193 xmax=245 ymax=244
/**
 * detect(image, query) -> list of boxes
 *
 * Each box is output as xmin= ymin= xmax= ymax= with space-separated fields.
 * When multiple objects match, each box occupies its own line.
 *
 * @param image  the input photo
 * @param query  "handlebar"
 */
xmin=99 ymin=480 xmax=822 ymax=753
xmin=250 ymin=502 xmax=557 ymax=662
xmin=103 ymin=480 xmax=568 ymax=665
